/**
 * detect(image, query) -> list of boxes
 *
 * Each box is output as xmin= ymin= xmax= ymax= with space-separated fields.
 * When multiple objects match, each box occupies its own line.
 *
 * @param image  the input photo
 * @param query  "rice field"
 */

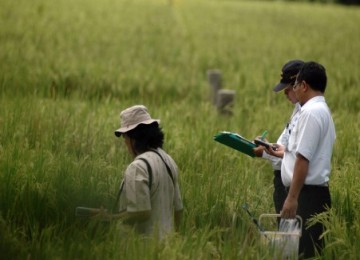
xmin=0 ymin=0 xmax=360 ymax=258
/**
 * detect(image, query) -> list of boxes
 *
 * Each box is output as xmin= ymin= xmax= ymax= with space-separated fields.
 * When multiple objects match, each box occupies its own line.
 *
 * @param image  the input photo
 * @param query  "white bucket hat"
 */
xmin=114 ymin=105 xmax=160 ymax=137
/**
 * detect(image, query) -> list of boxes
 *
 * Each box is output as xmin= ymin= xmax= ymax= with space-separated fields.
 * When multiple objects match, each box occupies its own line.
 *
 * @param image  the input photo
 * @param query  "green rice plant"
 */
xmin=1 ymin=0 xmax=360 ymax=258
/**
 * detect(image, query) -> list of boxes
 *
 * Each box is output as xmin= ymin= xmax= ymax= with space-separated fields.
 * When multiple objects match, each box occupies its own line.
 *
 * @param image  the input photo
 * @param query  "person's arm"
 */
xmin=252 ymin=135 xmax=269 ymax=157
xmin=253 ymin=145 xmax=265 ymax=157
xmin=119 ymin=210 xmax=151 ymax=224
xmin=281 ymin=153 xmax=309 ymax=218
xmin=92 ymin=208 xmax=151 ymax=223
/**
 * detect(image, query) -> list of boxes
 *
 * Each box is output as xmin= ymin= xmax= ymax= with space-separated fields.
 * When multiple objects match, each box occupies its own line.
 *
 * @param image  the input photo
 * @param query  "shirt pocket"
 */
xmin=287 ymin=127 xmax=298 ymax=152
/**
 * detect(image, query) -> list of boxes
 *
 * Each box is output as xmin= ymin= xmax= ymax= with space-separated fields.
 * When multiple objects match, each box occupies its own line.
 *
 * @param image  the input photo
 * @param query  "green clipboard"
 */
xmin=214 ymin=131 xmax=256 ymax=157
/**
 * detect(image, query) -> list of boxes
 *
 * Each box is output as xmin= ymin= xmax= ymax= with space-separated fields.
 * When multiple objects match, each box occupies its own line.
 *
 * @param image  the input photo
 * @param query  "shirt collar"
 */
xmin=300 ymin=96 xmax=325 ymax=112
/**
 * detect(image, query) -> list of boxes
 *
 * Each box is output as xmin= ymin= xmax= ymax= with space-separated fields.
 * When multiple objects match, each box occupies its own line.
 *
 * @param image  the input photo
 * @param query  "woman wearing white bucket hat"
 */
xmin=96 ymin=105 xmax=183 ymax=239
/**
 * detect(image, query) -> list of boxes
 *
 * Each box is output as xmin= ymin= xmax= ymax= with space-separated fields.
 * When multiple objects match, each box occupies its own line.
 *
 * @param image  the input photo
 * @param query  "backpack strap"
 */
xmin=149 ymin=149 xmax=175 ymax=186
xmin=137 ymin=157 xmax=153 ymax=190
xmin=112 ymin=157 xmax=153 ymax=213
xmin=113 ymin=181 xmax=124 ymax=213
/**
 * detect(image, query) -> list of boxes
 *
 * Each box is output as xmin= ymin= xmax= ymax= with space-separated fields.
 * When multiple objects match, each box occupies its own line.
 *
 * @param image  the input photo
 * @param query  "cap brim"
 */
xmin=114 ymin=119 xmax=160 ymax=137
xmin=273 ymin=82 xmax=289 ymax=92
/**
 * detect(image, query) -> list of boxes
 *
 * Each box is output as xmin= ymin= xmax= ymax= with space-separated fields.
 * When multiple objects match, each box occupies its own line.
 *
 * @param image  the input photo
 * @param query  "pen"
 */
xmin=261 ymin=130 xmax=268 ymax=140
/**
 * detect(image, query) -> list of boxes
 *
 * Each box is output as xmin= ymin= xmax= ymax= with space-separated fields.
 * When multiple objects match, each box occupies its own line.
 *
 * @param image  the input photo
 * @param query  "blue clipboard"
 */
xmin=214 ymin=131 xmax=256 ymax=157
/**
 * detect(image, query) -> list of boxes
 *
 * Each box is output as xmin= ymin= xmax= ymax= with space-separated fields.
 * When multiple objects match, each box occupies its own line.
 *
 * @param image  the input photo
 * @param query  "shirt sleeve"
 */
xmin=124 ymin=162 xmax=151 ymax=213
xmin=260 ymin=128 xmax=284 ymax=170
xmin=262 ymin=151 xmax=282 ymax=170
xmin=296 ymin=111 xmax=322 ymax=161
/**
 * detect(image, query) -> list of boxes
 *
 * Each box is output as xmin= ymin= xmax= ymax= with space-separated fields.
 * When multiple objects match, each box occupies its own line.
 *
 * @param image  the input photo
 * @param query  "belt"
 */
xmin=302 ymin=184 xmax=329 ymax=190
xmin=285 ymin=183 xmax=329 ymax=192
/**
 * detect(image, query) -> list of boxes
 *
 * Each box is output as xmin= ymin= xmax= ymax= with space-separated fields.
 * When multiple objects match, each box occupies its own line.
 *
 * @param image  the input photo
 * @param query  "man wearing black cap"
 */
xmin=254 ymin=60 xmax=304 ymax=214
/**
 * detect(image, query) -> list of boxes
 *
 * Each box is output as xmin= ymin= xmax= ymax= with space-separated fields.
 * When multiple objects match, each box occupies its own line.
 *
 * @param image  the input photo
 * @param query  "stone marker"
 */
xmin=216 ymin=89 xmax=236 ymax=115
xmin=207 ymin=69 xmax=222 ymax=105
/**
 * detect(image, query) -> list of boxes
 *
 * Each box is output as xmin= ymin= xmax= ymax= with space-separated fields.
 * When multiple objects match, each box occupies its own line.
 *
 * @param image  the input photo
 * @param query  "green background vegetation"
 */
xmin=1 ymin=0 xmax=359 ymax=258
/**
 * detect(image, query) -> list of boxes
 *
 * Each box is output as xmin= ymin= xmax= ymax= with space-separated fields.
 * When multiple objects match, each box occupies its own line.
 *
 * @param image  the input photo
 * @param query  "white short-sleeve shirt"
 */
xmin=118 ymin=148 xmax=183 ymax=239
xmin=262 ymin=103 xmax=301 ymax=170
xmin=281 ymin=96 xmax=336 ymax=187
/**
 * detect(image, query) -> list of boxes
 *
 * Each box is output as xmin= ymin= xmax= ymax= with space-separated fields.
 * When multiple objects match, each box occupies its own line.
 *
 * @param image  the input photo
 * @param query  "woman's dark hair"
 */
xmin=126 ymin=122 xmax=164 ymax=154
xmin=297 ymin=61 xmax=327 ymax=93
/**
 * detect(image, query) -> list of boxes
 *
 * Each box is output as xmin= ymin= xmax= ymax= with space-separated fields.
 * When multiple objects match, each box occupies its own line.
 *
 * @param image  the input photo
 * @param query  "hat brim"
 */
xmin=114 ymin=119 xmax=160 ymax=137
xmin=273 ymin=82 xmax=290 ymax=92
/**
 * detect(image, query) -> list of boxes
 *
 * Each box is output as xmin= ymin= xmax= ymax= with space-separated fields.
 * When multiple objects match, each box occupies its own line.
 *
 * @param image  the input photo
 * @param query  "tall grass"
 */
xmin=0 ymin=0 xmax=359 ymax=258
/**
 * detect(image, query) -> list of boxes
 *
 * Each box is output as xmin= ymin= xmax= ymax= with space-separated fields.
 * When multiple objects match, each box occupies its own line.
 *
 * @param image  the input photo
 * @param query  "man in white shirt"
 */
xmin=269 ymin=61 xmax=336 ymax=258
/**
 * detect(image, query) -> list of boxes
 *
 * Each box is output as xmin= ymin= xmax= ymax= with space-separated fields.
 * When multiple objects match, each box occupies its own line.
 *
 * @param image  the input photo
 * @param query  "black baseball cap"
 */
xmin=273 ymin=60 xmax=305 ymax=92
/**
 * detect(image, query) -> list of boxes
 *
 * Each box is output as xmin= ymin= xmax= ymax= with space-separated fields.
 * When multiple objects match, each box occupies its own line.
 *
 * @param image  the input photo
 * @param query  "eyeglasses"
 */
xmin=293 ymin=81 xmax=302 ymax=90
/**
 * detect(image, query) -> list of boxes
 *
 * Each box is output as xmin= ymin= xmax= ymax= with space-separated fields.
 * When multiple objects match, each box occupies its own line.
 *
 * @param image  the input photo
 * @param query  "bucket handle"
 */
xmin=259 ymin=213 xmax=302 ymax=232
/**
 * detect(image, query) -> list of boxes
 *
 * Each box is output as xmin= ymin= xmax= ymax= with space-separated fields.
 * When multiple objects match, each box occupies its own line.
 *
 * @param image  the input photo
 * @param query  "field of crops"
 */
xmin=1 ymin=0 xmax=360 ymax=258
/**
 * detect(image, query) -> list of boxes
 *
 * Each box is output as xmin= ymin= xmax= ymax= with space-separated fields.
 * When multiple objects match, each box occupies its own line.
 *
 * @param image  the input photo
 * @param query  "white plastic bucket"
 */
xmin=259 ymin=214 xmax=302 ymax=259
